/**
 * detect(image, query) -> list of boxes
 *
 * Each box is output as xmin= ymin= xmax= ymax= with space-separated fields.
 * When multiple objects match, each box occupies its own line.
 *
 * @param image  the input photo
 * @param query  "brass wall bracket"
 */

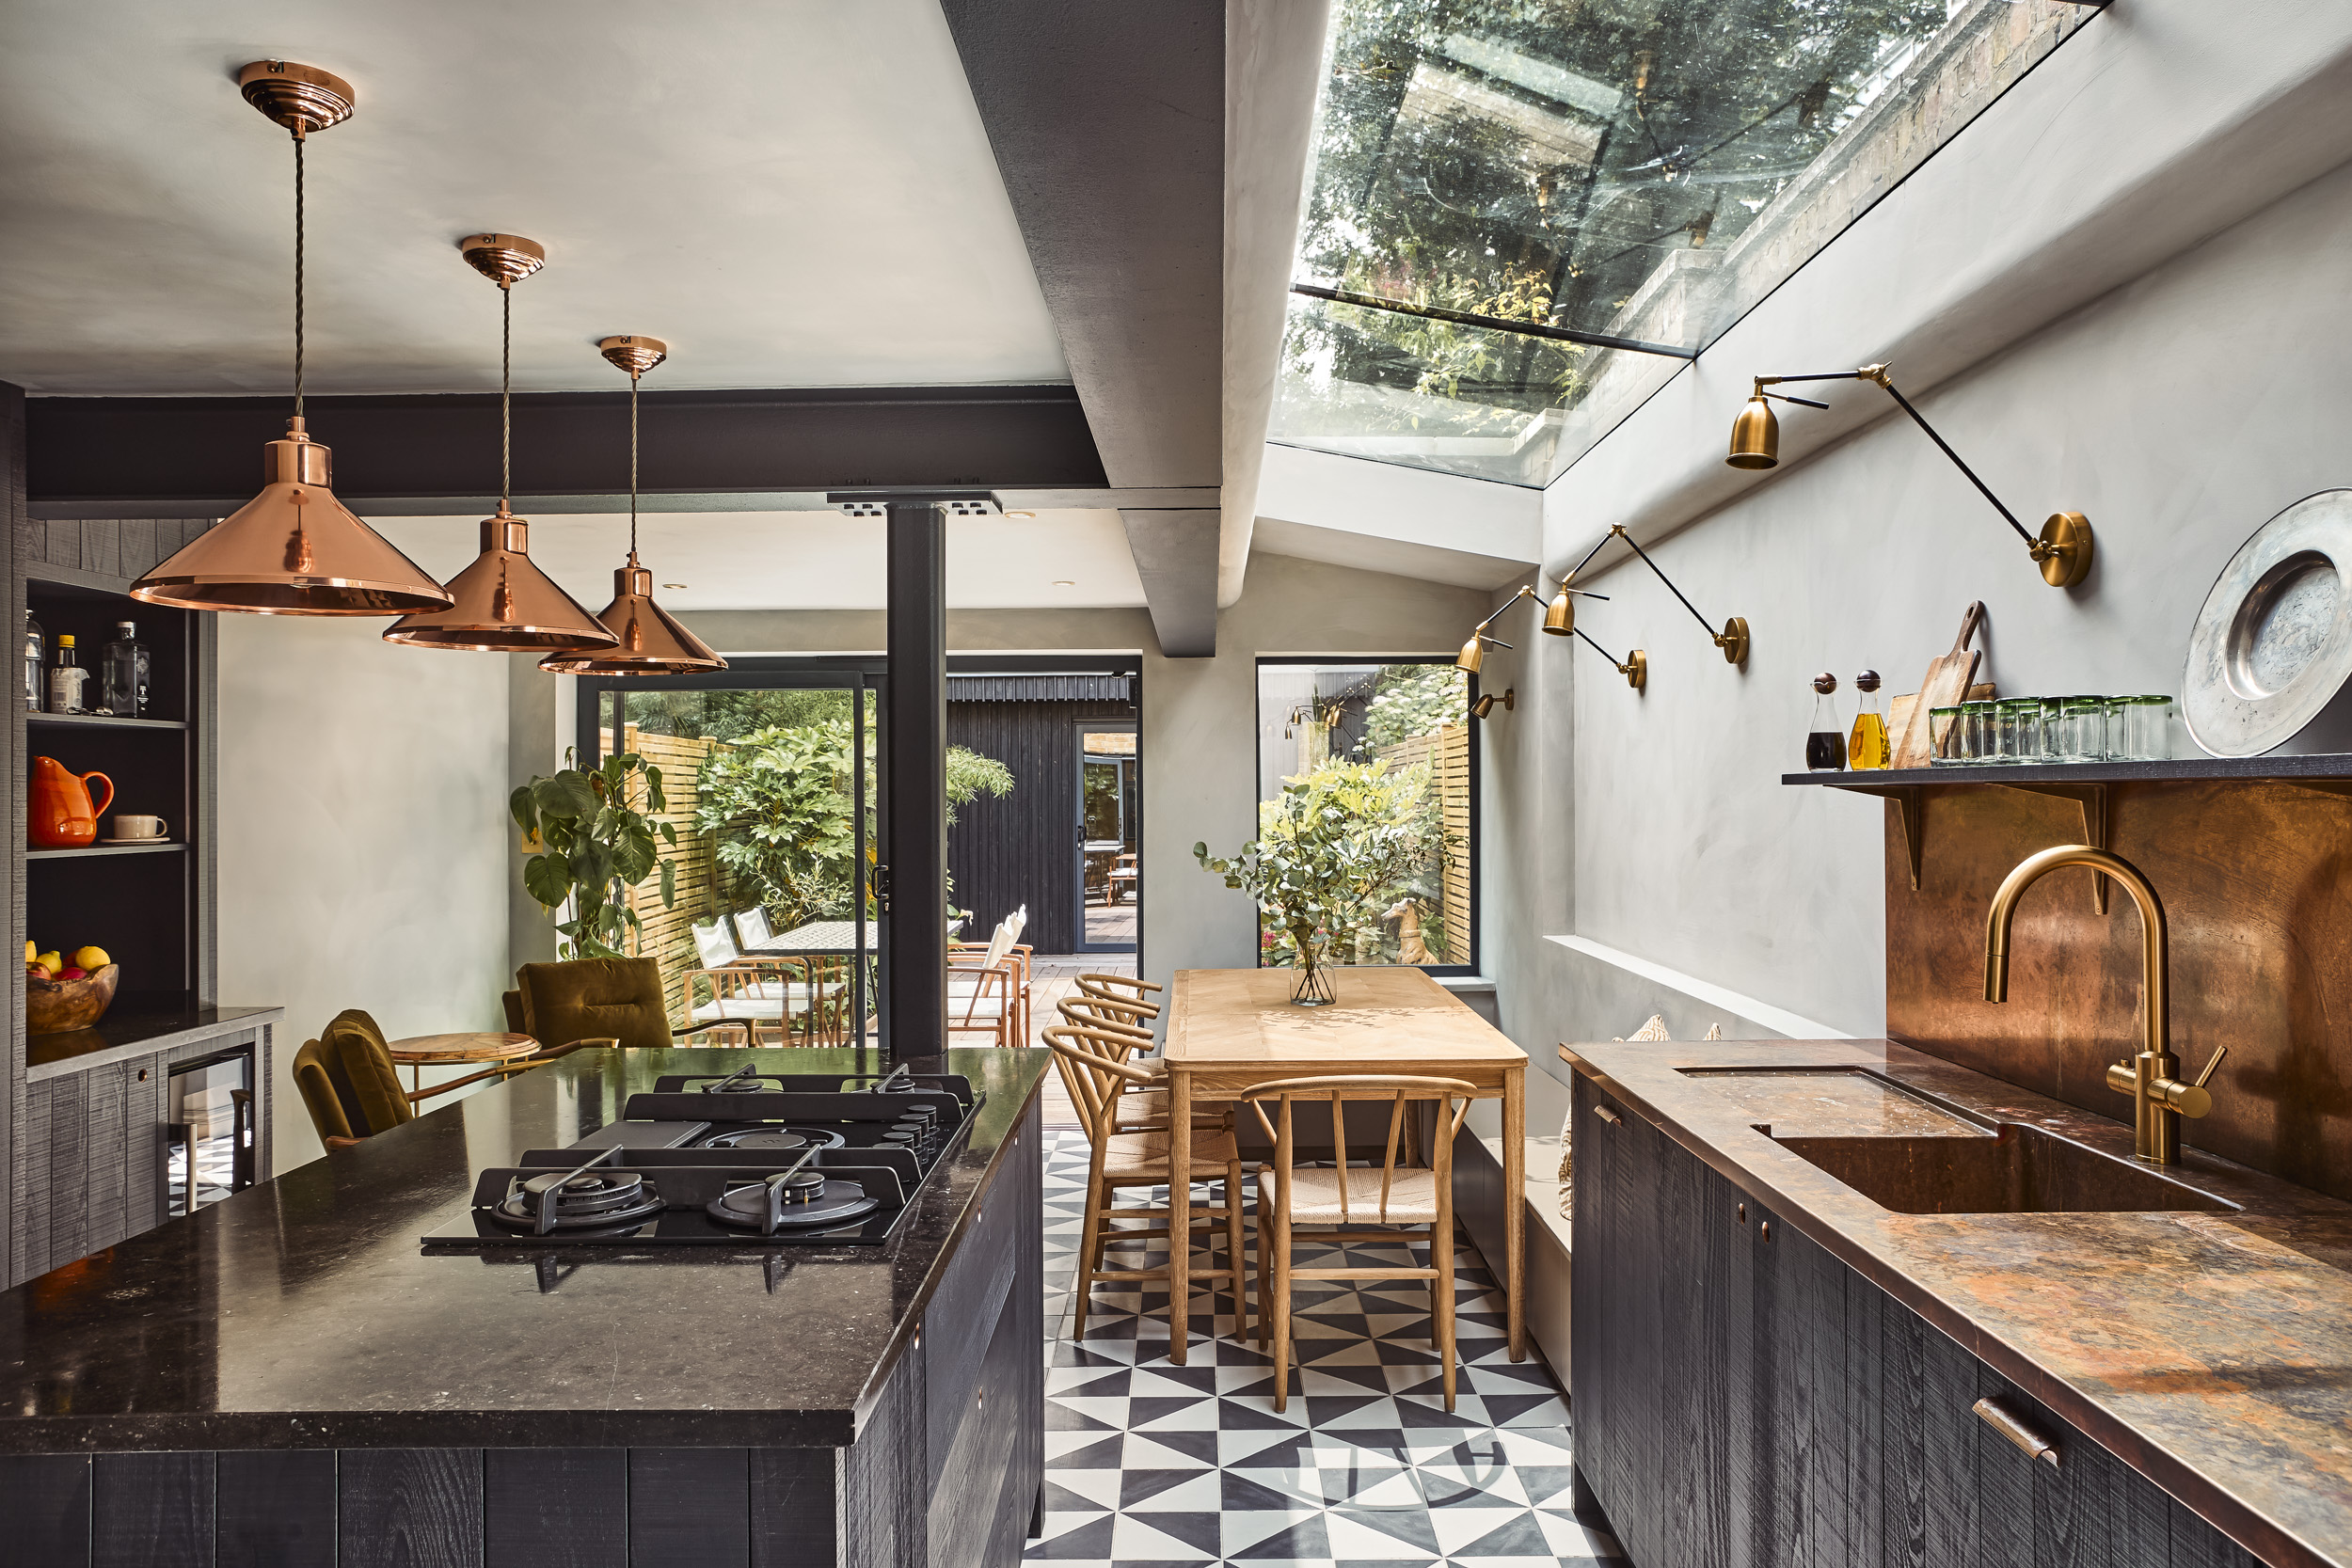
xmin=1993 ymin=781 xmax=2109 ymax=913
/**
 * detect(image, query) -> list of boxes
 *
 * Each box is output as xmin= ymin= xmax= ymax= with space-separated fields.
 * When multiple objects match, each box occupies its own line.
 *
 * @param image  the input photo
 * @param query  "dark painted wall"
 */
xmin=947 ymin=699 xmax=1135 ymax=953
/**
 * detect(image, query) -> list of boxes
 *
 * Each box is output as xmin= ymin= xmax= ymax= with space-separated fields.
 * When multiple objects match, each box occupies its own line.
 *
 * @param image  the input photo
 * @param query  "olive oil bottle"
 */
xmin=1806 ymin=673 xmax=1845 ymax=771
xmin=1849 ymin=669 xmax=1890 ymax=770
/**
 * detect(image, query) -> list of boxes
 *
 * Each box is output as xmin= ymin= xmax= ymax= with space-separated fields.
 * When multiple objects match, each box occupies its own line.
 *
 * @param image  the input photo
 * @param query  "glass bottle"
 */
xmin=101 ymin=621 xmax=149 ymax=719
xmin=1848 ymin=670 xmax=1889 ymax=770
xmin=22 ymin=610 xmax=42 ymax=712
xmin=47 ymin=634 xmax=87 ymax=715
xmin=1806 ymin=673 xmax=1845 ymax=771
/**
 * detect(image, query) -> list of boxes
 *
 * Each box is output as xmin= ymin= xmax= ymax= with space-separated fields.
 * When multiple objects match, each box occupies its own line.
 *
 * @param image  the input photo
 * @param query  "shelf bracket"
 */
xmin=1842 ymin=785 xmax=1924 ymax=892
xmin=1993 ymin=781 xmax=2109 ymax=913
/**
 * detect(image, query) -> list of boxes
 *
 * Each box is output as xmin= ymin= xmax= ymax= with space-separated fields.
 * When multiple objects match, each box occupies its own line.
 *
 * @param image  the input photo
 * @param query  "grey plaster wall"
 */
xmin=525 ymin=551 xmax=1489 ymax=1017
xmin=1471 ymin=32 xmax=2352 ymax=1070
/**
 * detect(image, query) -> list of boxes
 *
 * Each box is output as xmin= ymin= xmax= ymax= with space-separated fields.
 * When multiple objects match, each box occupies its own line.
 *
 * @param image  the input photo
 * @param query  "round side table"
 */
xmin=386 ymin=1032 xmax=540 ymax=1095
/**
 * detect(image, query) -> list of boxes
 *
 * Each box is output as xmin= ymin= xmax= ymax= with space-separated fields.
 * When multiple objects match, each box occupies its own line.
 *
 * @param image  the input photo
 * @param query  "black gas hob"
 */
xmin=421 ymin=1065 xmax=982 ymax=1250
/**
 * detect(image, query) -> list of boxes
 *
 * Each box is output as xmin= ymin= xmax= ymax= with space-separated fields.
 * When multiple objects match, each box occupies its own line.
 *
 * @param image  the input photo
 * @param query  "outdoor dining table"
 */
xmin=740 ymin=919 xmax=868 ymax=958
xmin=1163 ymin=966 xmax=1528 ymax=1365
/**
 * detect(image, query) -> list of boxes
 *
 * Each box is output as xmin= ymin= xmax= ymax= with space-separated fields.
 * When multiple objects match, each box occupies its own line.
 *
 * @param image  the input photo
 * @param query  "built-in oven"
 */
xmin=167 ymin=1045 xmax=256 ymax=1216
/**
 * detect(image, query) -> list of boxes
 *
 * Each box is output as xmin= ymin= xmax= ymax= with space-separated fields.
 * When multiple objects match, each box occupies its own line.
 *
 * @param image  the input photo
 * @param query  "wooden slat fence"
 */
xmin=619 ymin=725 xmax=724 ymax=1023
xmin=1374 ymin=722 xmax=1471 ymax=963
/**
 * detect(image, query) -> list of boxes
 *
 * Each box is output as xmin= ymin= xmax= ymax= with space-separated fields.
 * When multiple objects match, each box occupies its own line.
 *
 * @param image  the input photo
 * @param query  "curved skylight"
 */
xmin=1272 ymin=0 xmax=2099 ymax=486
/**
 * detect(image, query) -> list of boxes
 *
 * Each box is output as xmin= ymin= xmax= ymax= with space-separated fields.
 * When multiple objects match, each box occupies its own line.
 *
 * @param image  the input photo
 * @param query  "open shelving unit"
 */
xmin=1783 ymin=755 xmax=2352 ymax=906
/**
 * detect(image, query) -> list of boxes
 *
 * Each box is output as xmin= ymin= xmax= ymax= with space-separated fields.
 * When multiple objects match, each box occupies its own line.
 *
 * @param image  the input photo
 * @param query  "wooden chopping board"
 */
xmin=1891 ymin=683 xmax=1994 ymax=763
xmin=1890 ymin=602 xmax=1986 ymax=768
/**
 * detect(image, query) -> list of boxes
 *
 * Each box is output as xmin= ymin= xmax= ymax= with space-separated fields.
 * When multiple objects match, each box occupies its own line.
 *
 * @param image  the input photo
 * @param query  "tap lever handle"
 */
xmin=2192 ymin=1045 xmax=2230 ymax=1091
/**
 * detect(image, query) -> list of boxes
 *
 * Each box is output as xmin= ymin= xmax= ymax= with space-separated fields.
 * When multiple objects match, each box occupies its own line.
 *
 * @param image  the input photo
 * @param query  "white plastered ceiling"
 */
xmin=0 ymin=0 xmax=1067 ymax=394
xmin=368 ymin=510 xmax=1143 ymax=611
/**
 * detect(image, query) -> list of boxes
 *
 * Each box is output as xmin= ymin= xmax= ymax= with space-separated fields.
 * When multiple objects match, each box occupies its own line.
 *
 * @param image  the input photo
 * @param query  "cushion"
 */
xmin=517 ymin=958 xmax=675 ymax=1051
xmin=291 ymin=1037 xmax=356 ymax=1144
xmin=691 ymin=919 xmax=741 ymax=970
xmin=734 ymin=906 xmax=773 ymax=949
xmin=322 ymin=1008 xmax=410 ymax=1135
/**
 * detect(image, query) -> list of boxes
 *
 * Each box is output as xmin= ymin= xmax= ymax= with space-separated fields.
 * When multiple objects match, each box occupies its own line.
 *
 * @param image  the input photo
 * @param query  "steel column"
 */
xmin=884 ymin=502 xmax=948 ymax=1066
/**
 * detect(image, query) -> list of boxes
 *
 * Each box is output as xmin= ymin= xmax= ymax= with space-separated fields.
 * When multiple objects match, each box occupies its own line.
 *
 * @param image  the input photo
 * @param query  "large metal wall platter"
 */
xmin=2185 ymin=490 xmax=2352 ymax=755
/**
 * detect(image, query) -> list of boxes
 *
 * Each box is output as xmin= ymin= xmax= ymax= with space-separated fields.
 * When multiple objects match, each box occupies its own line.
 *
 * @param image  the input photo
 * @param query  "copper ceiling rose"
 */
xmin=131 ymin=61 xmax=453 ymax=616
xmin=382 ymin=238 xmax=617 ymax=653
xmin=539 ymin=337 xmax=726 ymax=674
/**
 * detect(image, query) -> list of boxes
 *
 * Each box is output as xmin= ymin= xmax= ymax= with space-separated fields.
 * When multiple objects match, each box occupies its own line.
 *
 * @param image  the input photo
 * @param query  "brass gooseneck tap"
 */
xmin=1983 ymin=844 xmax=2227 ymax=1164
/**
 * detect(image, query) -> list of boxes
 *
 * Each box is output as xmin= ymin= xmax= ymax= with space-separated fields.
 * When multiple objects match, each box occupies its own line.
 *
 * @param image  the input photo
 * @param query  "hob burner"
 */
xmin=706 ymin=1170 xmax=880 ymax=1235
xmin=695 ymin=1126 xmax=848 ymax=1152
xmin=490 ymin=1167 xmax=664 ymax=1235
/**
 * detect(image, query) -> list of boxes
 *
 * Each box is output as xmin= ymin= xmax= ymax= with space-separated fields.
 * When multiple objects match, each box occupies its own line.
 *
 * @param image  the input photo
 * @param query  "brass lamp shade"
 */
xmin=381 ymin=509 xmax=618 ymax=652
xmin=130 ymin=420 xmax=454 ymax=614
xmin=540 ymin=556 xmax=723 ymax=674
xmin=1726 ymin=395 xmax=1779 ymax=469
xmin=1454 ymin=635 xmax=1485 ymax=674
xmin=1542 ymin=587 xmax=1574 ymax=635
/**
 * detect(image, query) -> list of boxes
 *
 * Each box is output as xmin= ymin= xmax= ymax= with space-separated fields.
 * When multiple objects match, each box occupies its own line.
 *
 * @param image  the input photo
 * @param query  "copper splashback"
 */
xmin=1883 ymin=780 xmax=2352 ymax=1200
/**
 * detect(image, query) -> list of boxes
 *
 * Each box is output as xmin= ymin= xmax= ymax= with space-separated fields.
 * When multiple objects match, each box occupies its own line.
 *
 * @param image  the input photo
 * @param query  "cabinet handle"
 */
xmin=1758 ymin=1220 xmax=1772 ymax=1242
xmin=1593 ymin=1103 xmax=1623 ymax=1127
xmin=1973 ymin=1395 xmax=2062 ymax=1469
xmin=1736 ymin=1203 xmax=1746 ymax=1224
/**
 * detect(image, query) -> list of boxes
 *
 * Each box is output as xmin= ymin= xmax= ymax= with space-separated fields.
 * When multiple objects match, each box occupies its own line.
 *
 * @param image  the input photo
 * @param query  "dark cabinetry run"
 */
xmin=1568 ymin=1075 xmax=2262 ymax=1568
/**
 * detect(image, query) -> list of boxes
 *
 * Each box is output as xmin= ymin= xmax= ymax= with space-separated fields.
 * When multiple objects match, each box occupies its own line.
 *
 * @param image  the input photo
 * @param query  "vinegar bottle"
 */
xmin=1849 ymin=669 xmax=1889 ymax=770
xmin=1806 ymin=673 xmax=1845 ymax=771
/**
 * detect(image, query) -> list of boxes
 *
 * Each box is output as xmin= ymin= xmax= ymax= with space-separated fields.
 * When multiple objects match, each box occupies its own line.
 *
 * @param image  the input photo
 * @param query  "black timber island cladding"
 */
xmin=0 ymin=395 xmax=274 ymax=1290
xmin=946 ymin=674 xmax=1136 ymax=953
xmin=0 ymin=1046 xmax=1049 ymax=1568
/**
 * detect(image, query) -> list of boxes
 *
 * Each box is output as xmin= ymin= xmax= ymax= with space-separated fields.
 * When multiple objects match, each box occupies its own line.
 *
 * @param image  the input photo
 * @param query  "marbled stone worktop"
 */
xmin=1564 ymin=1037 xmax=2352 ymax=1568
xmin=0 ymin=1046 xmax=1049 ymax=1453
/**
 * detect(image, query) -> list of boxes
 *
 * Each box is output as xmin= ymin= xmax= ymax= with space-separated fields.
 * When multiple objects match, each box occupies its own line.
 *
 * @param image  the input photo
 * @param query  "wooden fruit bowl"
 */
xmin=27 ymin=963 xmax=119 ymax=1035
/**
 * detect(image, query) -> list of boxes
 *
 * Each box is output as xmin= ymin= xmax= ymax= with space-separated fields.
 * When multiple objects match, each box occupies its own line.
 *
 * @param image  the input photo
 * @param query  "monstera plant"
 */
xmin=512 ymin=750 xmax=677 ymax=961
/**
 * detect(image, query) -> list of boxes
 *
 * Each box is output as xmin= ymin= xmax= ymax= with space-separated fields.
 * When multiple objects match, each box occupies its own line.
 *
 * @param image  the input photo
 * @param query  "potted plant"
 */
xmin=512 ymin=750 xmax=678 ymax=960
xmin=1195 ymin=761 xmax=1449 ymax=1006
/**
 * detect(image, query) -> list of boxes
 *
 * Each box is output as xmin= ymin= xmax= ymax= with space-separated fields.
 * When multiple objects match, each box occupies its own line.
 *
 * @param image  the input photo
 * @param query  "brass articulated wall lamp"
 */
xmin=1728 ymin=363 xmax=2092 ymax=588
xmin=1454 ymin=579 xmax=1609 ymax=673
xmin=1557 ymin=523 xmax=1749 ymax=667
xmin=1470 ymin=689 xmax=1515 ymax=720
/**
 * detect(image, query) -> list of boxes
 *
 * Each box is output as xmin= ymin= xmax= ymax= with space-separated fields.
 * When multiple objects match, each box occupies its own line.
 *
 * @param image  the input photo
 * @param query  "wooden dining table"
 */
xmin=1163 ymin=966 xmax=1528 ymax=1365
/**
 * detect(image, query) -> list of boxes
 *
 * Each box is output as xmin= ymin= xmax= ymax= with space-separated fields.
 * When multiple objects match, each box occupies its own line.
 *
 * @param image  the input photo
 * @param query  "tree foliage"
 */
xmin=694 ymin=721 xmax=1013 ymax=929
xmin=511 ymin=751 xmax=677 ymax=961
xmin=1196 ymin=757 xmax=1457 ymax=971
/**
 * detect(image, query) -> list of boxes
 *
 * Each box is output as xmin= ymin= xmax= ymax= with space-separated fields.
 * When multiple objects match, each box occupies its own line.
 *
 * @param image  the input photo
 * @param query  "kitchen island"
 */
xmin=0 ymin=1044 xmax=1048 ymax=1568
xmin=1566 ymin=1035 xmax=2352 ymax=1568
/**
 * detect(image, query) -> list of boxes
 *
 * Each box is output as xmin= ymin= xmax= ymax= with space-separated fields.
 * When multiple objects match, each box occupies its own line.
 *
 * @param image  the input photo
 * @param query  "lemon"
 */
xmin=72 ymin=946 xmax=109 ymax=973
xmin=24 ymin=941 xmax=33 ymax=964
xmin=36 ymin=951 xmax=61 ymax=974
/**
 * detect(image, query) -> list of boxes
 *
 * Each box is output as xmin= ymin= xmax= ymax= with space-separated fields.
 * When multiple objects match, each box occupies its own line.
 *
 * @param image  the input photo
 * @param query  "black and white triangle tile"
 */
xmin=1027 ymin=1129 xmax=1626 ymax=1568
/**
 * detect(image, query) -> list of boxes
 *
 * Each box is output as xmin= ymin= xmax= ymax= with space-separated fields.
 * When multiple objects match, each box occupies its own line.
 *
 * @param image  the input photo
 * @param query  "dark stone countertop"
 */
xmin=25 ymin=1003 xmax=282 ymax=1081
xmin=1563 ymin=1037 xmax=2352 ymax=1568
xmin=0 ymin=1045 xmax=1048 ymax=1453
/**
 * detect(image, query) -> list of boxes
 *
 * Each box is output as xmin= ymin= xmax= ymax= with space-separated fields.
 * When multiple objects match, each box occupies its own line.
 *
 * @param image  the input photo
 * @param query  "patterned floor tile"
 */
xmin=1024 ymin=1131 xmax=1624 ymax=1568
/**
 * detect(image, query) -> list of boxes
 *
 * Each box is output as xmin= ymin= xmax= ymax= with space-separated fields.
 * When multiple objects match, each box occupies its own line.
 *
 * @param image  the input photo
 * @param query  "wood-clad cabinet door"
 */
xmin=1569 ymin=1074 xmax=1662 ymax=1559
xmin=10 ymin=1058 xmax=169 ymax=1284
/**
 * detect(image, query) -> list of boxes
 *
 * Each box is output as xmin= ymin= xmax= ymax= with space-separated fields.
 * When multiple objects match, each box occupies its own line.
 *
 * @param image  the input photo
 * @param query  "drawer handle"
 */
xmin=1974 ymin=1396 xmax=2061 ymax=1469
xmin=1594 ymin=1103 xmax=1623 ymax=1126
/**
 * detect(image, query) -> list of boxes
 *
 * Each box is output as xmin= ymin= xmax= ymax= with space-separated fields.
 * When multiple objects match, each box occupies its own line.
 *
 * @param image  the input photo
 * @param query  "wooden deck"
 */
xmin=1026 ymin=953 xmax=1136 ymax=1129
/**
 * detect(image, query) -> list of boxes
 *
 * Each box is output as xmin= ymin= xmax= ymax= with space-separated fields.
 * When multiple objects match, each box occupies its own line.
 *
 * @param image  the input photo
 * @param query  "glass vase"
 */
xmin=1290 ymin=941 xmax=1337 ymax=1006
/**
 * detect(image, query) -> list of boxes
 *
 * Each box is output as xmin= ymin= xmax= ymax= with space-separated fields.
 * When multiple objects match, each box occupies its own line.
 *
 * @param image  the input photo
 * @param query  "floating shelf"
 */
xmin=25 ymin=842 xmax=184 ymax=861
xmin=1782 ymin=755 xmax=2352 ymax=910
xmin=25 ymin=711 xmax=186 ymax=732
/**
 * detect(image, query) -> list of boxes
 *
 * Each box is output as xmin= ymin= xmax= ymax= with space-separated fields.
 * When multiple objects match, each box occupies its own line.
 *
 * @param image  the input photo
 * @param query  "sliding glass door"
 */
xmin=580 ymin=661 xmax=887 ymax=1050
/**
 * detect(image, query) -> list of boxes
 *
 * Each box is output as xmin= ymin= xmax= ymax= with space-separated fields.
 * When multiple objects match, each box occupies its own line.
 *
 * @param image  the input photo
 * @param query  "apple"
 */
xmin=57 ymin=967 xmax=86 ymax=980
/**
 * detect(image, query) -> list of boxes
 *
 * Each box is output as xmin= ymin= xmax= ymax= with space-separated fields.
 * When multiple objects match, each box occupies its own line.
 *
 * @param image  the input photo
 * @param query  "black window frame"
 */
xmin=1250 ymin=654 xmax=1480 ymax=977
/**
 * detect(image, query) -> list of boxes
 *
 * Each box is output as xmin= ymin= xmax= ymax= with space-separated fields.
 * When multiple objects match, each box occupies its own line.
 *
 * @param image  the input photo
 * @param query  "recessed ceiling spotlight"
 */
xmin=662 ymin=583 xmax=687 ymax=591
xmin=1007 ymin=510 xmax=1037 ymax=519
xmin=1052 ymin=579 xmax=1076 ymax=587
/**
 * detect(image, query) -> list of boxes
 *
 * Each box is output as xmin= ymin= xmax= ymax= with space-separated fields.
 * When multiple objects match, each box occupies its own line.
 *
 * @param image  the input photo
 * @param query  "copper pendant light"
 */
xmin=383 ymin=237 xmax=618 ymax=653
xmin=131 ymin=61 xmax=453 ymax=616
xmin=538 ymin=337 xmax=725 ymax=674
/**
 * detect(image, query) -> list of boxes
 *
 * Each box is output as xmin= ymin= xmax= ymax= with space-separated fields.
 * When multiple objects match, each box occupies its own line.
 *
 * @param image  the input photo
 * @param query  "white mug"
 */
xmin=112 ymin=815 xmax=167 ymax=841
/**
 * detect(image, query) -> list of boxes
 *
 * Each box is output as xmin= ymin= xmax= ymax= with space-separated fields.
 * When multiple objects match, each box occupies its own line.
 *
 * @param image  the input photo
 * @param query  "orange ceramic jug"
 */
xmin=29 ymin=757 xmax=113 ymax=847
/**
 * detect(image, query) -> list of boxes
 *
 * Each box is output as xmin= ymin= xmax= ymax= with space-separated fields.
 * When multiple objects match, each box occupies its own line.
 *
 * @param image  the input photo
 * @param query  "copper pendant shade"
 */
xmin=539 ymin=336 xmax=724 ymax=674
xmin=383 ymin=237 xmax=615 ymax=654
xmin=132 ymin=62 xmax=453 ymax=617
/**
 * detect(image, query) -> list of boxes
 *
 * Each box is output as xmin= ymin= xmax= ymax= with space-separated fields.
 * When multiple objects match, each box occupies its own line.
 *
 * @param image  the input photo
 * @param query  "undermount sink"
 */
xmin=1773 ymin=1122 xmax=2240 ymax=1214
